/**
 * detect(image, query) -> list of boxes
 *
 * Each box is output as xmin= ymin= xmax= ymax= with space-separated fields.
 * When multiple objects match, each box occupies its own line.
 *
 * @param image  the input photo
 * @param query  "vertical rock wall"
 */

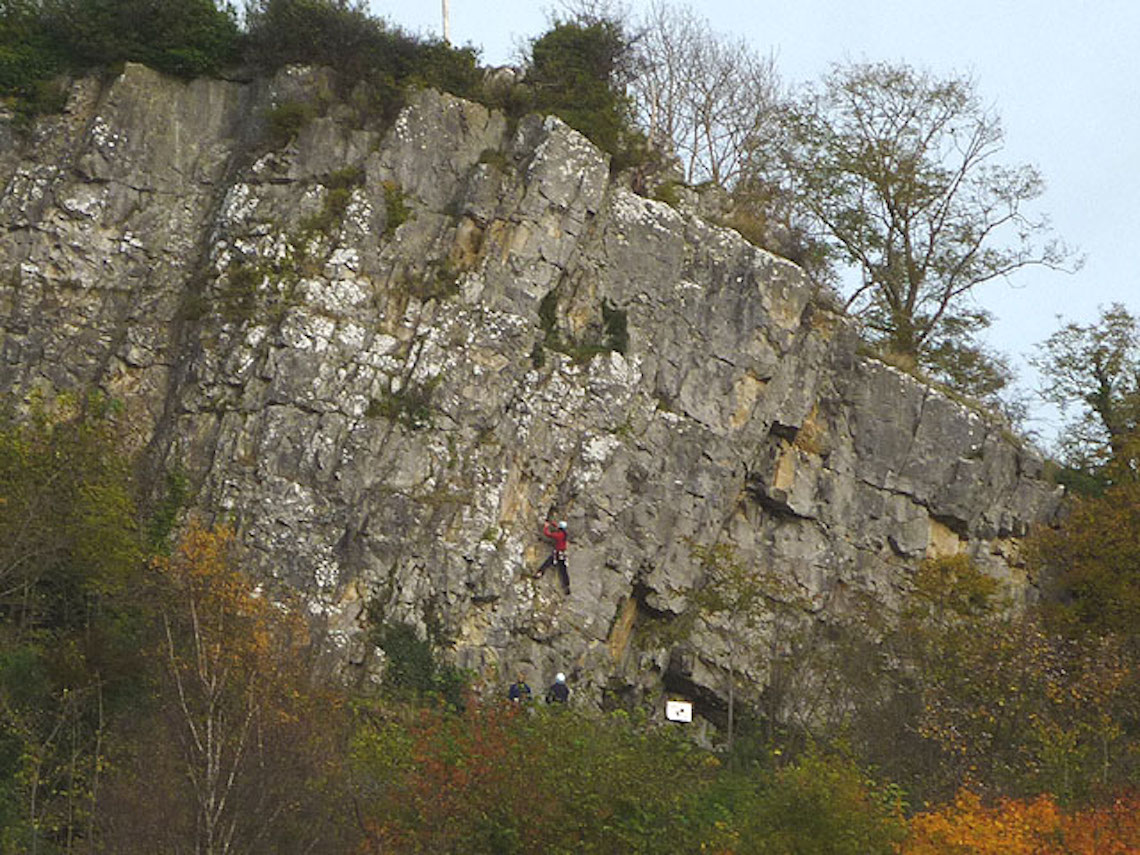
xmin=0 ymin=65 xmax=1061 ymax=715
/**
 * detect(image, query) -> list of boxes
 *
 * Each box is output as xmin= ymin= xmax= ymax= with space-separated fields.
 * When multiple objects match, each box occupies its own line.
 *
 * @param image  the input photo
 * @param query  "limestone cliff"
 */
xmin=0 ymin=65 xmax=1060 ymax=718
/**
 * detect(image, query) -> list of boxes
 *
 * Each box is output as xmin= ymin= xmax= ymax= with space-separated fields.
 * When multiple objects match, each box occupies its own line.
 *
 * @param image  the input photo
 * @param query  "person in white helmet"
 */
xmin=546 ymin=672 xmax=570 ymax=704
xmin=536 ymin=518 xmax=570 ymax=594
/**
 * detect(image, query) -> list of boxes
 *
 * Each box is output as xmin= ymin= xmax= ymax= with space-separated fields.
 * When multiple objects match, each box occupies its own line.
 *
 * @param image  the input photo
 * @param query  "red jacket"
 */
xmin=543 ymin=522 xmax=568 ymax=552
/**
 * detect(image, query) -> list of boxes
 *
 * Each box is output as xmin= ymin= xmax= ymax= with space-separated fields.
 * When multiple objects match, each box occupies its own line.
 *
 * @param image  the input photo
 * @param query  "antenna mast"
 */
xmin=442 ymin=0 xmax=451 ymax=43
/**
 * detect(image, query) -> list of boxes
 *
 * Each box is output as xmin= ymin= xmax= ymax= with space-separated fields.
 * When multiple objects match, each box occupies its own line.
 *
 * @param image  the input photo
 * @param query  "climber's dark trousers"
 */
xmin=537 ymin=551 xmax=570 ymax=594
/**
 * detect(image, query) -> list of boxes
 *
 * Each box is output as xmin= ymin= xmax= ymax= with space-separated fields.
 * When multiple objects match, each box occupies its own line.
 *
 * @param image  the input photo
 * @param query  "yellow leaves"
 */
xmin=904 ymin=789 xmax=1053 ymax=855
xmin=902 ymin=789 xmax=1140 ymax=855
xmin=700 ymin=818 xmax=740 ymax=855
xmin=908 ymin=555 xmax=1003 ymax=624
xmin=154 ymin=517 xmax=310 ymax=713
xmin=1025 ymin=480 xmax=1140 ymax=636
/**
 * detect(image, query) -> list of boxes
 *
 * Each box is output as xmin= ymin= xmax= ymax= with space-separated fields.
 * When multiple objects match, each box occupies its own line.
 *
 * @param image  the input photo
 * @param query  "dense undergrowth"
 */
xmin=1 ymin=398 xmax=1138 ymax=852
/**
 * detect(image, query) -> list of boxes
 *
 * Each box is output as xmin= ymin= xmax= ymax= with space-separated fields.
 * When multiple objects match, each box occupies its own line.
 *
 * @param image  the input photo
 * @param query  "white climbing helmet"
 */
xmin=558 ymin=520 xmax=567 ymax=529
xmin=556 ymin=672 xmax=566 ymax=683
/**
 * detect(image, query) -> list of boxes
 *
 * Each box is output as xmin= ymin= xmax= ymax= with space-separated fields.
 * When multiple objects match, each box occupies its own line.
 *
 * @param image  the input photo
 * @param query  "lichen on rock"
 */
xmin=0 ymin=63 xmax=1061 ymax=721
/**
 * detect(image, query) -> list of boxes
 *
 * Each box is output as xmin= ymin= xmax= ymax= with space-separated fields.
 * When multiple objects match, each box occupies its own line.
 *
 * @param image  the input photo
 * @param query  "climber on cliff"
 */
xmin=535 ymin=518 xmax=570 ymax=595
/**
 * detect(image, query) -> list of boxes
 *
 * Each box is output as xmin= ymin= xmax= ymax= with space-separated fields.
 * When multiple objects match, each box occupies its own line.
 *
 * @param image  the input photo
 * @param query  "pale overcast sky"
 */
xmin=369 ymin=0 xmax=1138 ymax=449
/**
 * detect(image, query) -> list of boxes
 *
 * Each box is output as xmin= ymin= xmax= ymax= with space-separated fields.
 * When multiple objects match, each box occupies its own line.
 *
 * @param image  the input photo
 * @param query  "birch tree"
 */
xmin=688 ymin=541 xmax=806 ymax=752
xmin=153 ymin=521 xmax=309 ymax=855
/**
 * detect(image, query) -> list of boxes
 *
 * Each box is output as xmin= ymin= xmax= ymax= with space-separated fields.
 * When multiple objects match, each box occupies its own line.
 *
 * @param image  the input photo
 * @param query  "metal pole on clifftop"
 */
xmin=442 ymin=0 xmax=451 ymax=43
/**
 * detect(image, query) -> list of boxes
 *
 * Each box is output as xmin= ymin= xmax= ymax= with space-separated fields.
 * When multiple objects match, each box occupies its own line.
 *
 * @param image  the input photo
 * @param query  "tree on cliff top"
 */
xmin=527 ymin=15 xmax=644 ymax=169
xmin=628 ymin=0 xmax=781 ymax=187
xmin=243 ymin=0 xmax=480 ymax=99
xmin=755 ymin=62 xmax=1075 ymax=396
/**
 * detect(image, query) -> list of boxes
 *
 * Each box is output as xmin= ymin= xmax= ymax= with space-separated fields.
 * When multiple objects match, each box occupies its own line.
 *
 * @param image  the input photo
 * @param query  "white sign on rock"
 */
xmin=665 ymin=700 xmax=693 ymax=723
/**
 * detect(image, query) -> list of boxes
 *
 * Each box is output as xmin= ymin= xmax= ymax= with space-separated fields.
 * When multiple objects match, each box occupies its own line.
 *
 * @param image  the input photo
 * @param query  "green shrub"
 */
xmin=410 ymin=260 xmax=461 ymax=301
xmin=244 ymin=0 xmax=479 ymax=115
xmin=11 ymin=76 xmax=69 ymax=123
xmin=527 ymin=18 xmax=646 ymax=171
xmin=477 ymin=147 xmax=512 ymax=173
xmin=1 ymin=0 xmax=240 ymax=120
xmin=1046 ymin=462 xmax=1106 ymax=497
xmin=325 ymin=164 xmax=364 ymax=189
xmin=741 ymin=748 xmax=907 ymax=854
xmin=0 ymin=2 xmax=64 ymax=91
xmin=219 ymin=262 xmax=262 ymax=321
xmin=37 ymin=0 xmax=240 ymax=78
xmin=402 ymin=37 xmax=480 ymax=100
xmin=350 ymin=702 xmax=727 ymax=853
xmin=381 ymin=180 xmax=410 ymax=237
xmin=602 ymin=299 xmax=628 ymax=354
xmin=323 ymin=185 xmax=352 ymax=222
xmin=529 ymin=341 xmax=545 ymax=369
xmin=347 ymin=700 xmax=911 ymax=855
xmin=244 ymin=0 xmax=380 ymax=73
xmin=652 ymin=179 xmax=682 ymax=207
xmin=367 ymin=377 xmax=438 ymax=430
xmin=538 ymin=289 xmax=628 ymax=363
xmin=145 ymin=466 xmax=189 ymax=552
xmin=0 ymin=0 xmax=486 ymax=131
xmin=561 ymin=341 xmax=612 ymax=364
xmin=0 ymin=396 xmax=148 ymax=845
xmin=366 ymin=617 xmax=468 ymax=709
xmin=264 ymin=100 xmax=313 ymax=147
xmin=538 ymin=288 xmax=559 ymax=338
xmin=301 ymin=184 xmax=354 ymax=235
xmin=0 ymin=3 xmax=65 ymax=120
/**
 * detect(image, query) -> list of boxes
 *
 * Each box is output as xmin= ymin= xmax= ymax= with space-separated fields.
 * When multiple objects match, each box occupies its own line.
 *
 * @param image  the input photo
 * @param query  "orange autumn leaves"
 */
xmin=148 ymin=520 xmax=321 ymax=853
xmin=151 ymin=520 xmax=293 ymax=675
xmin=149 ymin=523 xmax=1140 ymax=854
xmin=902 ymin=790 xmax=1140 ymax=854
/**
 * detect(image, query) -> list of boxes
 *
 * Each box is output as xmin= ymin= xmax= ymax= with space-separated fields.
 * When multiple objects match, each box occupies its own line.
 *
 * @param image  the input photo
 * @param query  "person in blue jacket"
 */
xmin=508 ymin=672 xmax=532 ymax=703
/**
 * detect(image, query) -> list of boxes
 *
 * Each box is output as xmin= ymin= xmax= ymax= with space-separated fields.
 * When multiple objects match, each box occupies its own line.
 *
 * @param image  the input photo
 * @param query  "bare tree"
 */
xmin=555 ymin=0 xmax=632 ymax=23
xmin=629 ymin=1 xmax=780 ymax=186
xmin=154 ymin=521 xmax=314 ymax=855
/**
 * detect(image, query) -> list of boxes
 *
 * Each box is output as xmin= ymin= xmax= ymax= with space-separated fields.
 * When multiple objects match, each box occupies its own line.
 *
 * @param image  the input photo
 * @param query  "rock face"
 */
xmin=0 ymin=65 xmax=1061 ymax=717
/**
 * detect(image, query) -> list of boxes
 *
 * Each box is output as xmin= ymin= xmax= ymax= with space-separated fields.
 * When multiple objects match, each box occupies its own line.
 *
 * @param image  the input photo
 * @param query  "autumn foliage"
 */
xmin=350 ymin=700 xmax=904 ymax=855
xmin=903 ymin=789 xmax=1140 ymax=854
xmin=96 ymin=520 xmax=356 ymax=853
xmin=4 ymin=400 xmax=1140 ymax=852
xmin=1027 ymin=480 xmax=1140 ymax=638
xmin=354 ymin=702 xmax=560 ymax=853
